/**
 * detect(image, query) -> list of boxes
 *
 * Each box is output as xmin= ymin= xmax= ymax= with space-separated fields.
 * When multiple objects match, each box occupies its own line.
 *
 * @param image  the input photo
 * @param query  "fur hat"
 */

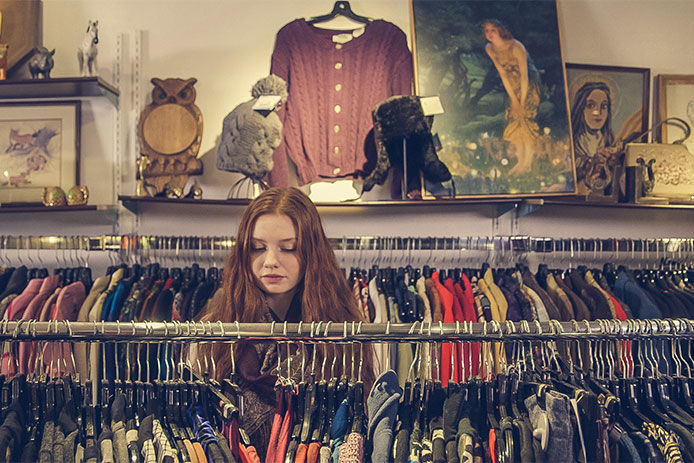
xmin=216 ymin=75 xmax=287 ymax=180
xmin=362 ymin=95 xmax=451 ymax=192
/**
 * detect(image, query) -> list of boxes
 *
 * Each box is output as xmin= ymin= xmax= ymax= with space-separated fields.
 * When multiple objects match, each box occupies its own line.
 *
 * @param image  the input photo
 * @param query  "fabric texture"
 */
xmin=367 ymin=369 xmax=402 ymax=463
xmin=268 ymin=18 xmax=413 ymax=186
xmin=337 ymin=432 xmax=363 ymax=462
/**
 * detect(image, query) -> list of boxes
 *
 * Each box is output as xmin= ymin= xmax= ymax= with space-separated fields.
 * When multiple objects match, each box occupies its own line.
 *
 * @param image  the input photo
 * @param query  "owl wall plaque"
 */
xmin=137 ymin=77 xmax=203 ymax=193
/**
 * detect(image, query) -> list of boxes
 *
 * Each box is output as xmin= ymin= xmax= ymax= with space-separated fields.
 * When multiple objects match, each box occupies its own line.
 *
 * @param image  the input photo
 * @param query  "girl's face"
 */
xmin=484 ymin=24 xmax=500 ymax=42
xmin=584 ymin=89 xmax=609 ymax=131
xmin=250 ymin=213 xmax=302 ymax=299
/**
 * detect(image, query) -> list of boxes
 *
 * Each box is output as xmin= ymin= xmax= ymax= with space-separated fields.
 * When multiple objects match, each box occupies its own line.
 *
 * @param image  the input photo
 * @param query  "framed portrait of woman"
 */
xmin=411 ymin=0 xmax=576 ymax=199
xmin=565 ymin=63 xmax=650 ymax=194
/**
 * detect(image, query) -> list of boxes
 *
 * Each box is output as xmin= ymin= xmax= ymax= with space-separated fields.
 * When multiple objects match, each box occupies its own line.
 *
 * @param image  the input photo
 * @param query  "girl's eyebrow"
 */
xmin=251 ymin=238 xmax=297 ymax=243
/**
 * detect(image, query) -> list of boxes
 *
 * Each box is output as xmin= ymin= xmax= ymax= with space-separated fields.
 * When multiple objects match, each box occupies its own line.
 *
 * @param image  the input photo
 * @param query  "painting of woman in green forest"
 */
xmin=412 ymin=0 xmax=576 ymax=198
xmin=483 ymin=19 xmax=540 ymax=175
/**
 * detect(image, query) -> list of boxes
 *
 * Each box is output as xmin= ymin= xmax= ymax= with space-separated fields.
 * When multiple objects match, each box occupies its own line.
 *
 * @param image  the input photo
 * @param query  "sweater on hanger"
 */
xmin=268 ymin=18 xmax=413 ymax=186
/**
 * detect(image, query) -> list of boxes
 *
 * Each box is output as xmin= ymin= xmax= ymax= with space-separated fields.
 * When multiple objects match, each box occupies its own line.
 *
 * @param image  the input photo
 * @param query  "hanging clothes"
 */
xmin=268 ymin=18 xmax=413 ymax=186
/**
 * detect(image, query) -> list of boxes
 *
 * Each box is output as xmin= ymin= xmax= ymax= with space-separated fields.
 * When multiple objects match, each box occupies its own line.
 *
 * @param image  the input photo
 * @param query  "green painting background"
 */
xmin=413 ymin=0 xmax=576 ymax=197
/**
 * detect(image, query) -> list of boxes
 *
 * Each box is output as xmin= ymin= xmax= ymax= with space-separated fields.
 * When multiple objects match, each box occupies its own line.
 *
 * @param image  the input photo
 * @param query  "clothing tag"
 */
xmin=332 ymin=33 xmax=354 ymax=44
xmin=420 ymin=96 xmax=444 ymax=116
xmin=433 ymin=133 xmax=442 ymax=151
xmin=252 ymin=95 xmax=282 ymax=112
xmin=352 ymin=27 xmax=365 ymax=38
xmin=309 ymin=179 xmax=360 ymax=202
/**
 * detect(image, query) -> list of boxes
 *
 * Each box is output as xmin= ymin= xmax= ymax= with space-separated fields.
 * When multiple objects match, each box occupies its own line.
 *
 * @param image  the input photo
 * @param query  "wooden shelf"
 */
xmin=118 ymin=194 xmax=525 ymax=212
xmin=539 ymin=198 xmax=694 ymax=210
xmin=0 ymin=77 xmax=119 ymax=107
xmin=0 ymin=204 xmax=97 ymax=213
xmin=119 ymin=194 xmax=694 ymax=218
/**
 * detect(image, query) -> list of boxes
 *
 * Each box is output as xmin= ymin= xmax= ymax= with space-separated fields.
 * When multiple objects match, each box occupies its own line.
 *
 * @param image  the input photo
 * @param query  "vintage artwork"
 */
xmin=566 ymin=63 xmax=650 ymax=192
xmin=411 ymin=0 xmax=576 ymax=198
xmin=656 ymin=74 xmax=694 ymax=152
xmin=0 ymin=102 xmax=80 ymax=204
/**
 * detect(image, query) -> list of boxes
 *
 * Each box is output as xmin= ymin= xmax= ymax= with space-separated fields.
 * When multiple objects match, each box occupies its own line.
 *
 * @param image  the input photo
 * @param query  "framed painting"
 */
xmin=411 ymin=0 xmax=576 ymax=199
xmin=0 ymin=101 xmax=80 ymax=204
xmin=656 ymin=74 xmax=694 ymax=149
xmin=565 ymin=63 xmax=650 ymax=192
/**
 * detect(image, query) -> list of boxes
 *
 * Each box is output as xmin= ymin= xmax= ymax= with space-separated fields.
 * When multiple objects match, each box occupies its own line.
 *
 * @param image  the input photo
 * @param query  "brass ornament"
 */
xmin=66 ymin=185 xmax=89 ymax=205
xmin=135 ymin=155 xmax=154 ymax=197
xmin=42 ymin=187 xmax=67 ymax=207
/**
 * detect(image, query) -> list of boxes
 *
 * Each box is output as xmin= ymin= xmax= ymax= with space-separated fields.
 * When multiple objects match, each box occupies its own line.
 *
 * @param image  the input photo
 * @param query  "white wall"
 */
xmin=3 ymin=0 xmax=693 ymax=241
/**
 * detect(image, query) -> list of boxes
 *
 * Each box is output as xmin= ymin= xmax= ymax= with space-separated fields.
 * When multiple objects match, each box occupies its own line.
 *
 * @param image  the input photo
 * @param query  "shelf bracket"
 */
xmin=516 ymin=202 xmax=541 ymax=218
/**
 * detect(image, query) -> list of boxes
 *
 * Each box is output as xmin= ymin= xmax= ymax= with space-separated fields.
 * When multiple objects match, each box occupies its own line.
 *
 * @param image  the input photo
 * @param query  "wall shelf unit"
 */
xmin=0 ymin=77 xmax=119 ymax=107
xmin=119 ymin=194 xmax=694 ymax=215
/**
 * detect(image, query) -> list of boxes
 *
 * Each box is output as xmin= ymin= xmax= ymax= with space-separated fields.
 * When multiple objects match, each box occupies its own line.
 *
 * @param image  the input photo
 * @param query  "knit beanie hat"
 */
xmin=216 ymin=75 xmax=287 ymax=180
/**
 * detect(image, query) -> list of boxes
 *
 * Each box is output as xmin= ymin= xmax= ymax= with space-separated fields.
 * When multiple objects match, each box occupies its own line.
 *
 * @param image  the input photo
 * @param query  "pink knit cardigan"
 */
xmin=268 ymin=19 xmax=413 ymax=186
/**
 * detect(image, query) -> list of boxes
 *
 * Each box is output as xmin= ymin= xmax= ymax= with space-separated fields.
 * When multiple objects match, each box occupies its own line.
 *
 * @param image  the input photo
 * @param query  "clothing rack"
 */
xmin=2 ymin=234 xmax=693 ymax=255
xmin=0 ymin=319 xmax=691 ymax=342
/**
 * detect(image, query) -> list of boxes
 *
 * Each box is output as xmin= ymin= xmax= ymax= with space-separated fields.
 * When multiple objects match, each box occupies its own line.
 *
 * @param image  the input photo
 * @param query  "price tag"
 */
xmin=332 ymin=33 xmax=354 ymax=44
xmin=252 ymin=95 xmax=282 ymax=112
xmin=420 ymin=96 xmax=444 ymax=116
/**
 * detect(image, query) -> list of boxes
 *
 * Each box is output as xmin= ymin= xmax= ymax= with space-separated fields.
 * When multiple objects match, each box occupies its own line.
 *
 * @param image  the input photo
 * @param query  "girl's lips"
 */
xmin=262 ymin=275 xmax=285 ymax=283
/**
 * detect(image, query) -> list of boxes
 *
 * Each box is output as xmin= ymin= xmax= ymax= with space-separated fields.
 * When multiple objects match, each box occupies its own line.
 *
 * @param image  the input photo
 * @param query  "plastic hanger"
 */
xmin=307 ymin=1 xmax=371 ymax=25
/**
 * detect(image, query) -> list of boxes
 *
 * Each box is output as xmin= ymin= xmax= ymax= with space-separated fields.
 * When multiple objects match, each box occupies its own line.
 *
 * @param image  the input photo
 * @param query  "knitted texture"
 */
xmin=337 ymin=432 xmax=364 ymax=462
xmin=217 ymin=75 xmax=287 ymax=179
xmin=269 ymin=19 xmax=413 ymax=186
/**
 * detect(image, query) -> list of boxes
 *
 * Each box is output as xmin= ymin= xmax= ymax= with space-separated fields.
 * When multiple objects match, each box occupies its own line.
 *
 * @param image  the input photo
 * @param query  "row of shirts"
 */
xmin=352 ymin=266 xmax=688 ymax=386
xmin=0 ymin=265 xmax=218 ymax=381
xmin=366 ymin=368 xmax=691 ymax=463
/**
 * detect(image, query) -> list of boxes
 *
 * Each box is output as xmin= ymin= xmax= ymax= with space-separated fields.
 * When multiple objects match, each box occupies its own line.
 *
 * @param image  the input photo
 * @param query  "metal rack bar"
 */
xmin=1 ymin=320 xmax=691 ymax=343
xmin=2 ymin=235 xmax=693 ymax=256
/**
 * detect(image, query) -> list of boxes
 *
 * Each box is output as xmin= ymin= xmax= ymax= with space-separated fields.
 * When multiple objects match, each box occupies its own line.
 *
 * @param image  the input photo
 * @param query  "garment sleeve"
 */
xmin=388 ymin=31 xmax=414 ymax=96
xmin=268 ymin=26 xmax=292 ymax=187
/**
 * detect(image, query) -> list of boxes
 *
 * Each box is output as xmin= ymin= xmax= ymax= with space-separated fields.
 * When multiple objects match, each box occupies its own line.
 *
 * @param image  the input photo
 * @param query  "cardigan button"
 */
xmin=334 ymin=105 xmax=342 ymax=113
xmin=335 ymin=44 xmax=343 ymax=50
xmin=334 ymin=62 xmax=342 ymax=70
xmin=333 ymin=167 xmax=341 ymax=175
xmin=333 ymin=146 xmax=340 ymax=154
xmin=335 ymin=83 xmax=342 ymax=91
xmin=333 ymin=125 xmax=340 ymax=133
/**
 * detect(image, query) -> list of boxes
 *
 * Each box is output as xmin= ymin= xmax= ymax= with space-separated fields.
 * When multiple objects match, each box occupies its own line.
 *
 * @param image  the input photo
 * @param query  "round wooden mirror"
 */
xmin=142 ymin=103 xmax=197 ymax=155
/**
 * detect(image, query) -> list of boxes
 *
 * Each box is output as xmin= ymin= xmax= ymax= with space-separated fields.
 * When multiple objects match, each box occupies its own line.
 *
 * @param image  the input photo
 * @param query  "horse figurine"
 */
xmin=77 ymin=20 xmax=99 ymax=77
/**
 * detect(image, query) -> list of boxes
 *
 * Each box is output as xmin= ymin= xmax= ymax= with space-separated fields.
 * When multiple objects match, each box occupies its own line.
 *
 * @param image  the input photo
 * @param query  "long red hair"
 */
xmin=201 ymin=187 xmax=373 ymax=385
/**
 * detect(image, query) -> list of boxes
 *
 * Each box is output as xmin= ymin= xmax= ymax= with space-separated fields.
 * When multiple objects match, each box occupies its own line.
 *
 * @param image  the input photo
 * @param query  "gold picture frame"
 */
xmin=411 ymin=0 xmax=576 ymax=199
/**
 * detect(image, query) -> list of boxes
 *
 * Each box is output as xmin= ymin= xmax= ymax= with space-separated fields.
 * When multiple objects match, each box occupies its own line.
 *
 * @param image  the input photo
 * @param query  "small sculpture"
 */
xmin=137 ymin=78 xmax=203 ymax=194
xmin=42 ymin=187 xmax=67 ymax=206
xmin=66 ymin=185 xmax=89 ymax=206
xmin=134 ymin=155 xmax=153 ymax=197
xmin=0 ymin=44 xmax=8 ymax=81
xmin=217 ymin=75 xmax=287 ymax=198
xmin=28 ymin=47 xmax=55 ymax=79
xmin=636 ymin=157 xmax=656 ymax=196
xmin=77 ymin=20 xmax=99 ymax=76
